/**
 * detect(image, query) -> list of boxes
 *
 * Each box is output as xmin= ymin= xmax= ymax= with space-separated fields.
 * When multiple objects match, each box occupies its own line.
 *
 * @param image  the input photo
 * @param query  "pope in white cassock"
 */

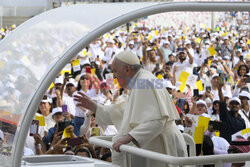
xmin=74 ymin=51 xmax=188 ymax=167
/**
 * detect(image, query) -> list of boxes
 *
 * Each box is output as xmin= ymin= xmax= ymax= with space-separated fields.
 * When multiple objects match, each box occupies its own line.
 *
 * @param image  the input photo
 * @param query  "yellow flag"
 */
xmin=105 ymin=33 xmax=109 ymax=39
xmin=63 ymin=128 xmax=71 ymax=138
xmin=215 ymin=131 xmax=220 ymax=137
xmin=134 ymin=22 xmax=137 ymax=27
xmin=208 ymin=47 xmax=216 ymax=56
xmin=35 ymin=115 xmax=45 ymax=126
xmin=157 ymin=74 xmax=163 ymax=80
xmin=48 ymin=82 xmax=54 ymax=91
xmin=241 ymin=128 xmax=250 ymax=135
xmin=194 ymin=126 xmax=204 ymax=144
xmin=148 ymin=35 xmax=153 ymax=41
xmin=82 ymin=49 xmax=87 ymax=56
xmin=198 ymin=116 xmax=210 ymax=132
xmin=247 ymin=40 xmax=250 ymax=45
xmin=196 ymin=80 xmax=203 ymax=91
xmin=179 ymin=83 xmax=186 ymax=92
xmin=222 ymin=32 xmax=228 ymax=37
xmin=207 ymin=28 xmax=211 ymax=32
xmin=154 ymin=30 xmax=158 ymax=36
xmin=92 ymin=127 xmax=100 ymax=136
xmin=229 ymin=76 xmax=233 ymax=86
xmin=72 ymin=59 xmax=80 ymax=66
xmin=196 ymin=38 xmax=201 ymax=43
xmin=208 ymin=60 xmax=212 ymax=66
xmin=178 ymin=71 xmax=190 ymax=83
xmin=91 ymin=68 xmax=96 ymax=75
xmin=1 ymin=28 xmax=4 ymax=32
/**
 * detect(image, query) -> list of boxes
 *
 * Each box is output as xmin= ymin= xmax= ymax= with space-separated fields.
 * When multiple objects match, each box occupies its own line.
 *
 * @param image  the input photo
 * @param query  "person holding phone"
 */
xmin=142 ymin=41 xmax=164 ymax=73
xmin=74 ymin=51 xmax=188 ymax=167
xmin=42 ymin=107 xmax=73 ymax=148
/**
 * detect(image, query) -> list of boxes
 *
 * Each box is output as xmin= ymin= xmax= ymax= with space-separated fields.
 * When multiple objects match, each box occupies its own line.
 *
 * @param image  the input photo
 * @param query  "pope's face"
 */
xmin=111 ymin=58 xmax=128 ymax=88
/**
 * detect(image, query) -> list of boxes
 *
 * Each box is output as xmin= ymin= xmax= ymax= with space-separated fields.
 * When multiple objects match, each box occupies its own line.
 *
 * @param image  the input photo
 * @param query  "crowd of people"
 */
xmin=0 ymin=12 xmax=249 ymax=167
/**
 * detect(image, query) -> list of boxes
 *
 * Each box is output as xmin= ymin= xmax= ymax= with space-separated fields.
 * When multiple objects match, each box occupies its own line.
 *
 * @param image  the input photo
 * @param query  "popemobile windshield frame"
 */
xmin=0 ymin=2 xmax=249 ymax=167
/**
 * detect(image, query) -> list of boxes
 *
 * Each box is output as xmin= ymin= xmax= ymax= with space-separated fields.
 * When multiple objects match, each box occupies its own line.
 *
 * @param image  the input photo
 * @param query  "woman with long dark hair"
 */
xmin=210 ymin=100 xmax=220 ymax=121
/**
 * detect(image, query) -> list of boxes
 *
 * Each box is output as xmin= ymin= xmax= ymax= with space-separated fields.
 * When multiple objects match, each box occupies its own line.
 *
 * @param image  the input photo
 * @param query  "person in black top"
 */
xmin=218 ymin=82 xmax=246 ymax=143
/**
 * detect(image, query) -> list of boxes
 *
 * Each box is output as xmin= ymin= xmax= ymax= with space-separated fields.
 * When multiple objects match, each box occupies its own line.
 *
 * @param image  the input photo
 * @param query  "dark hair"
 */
xmin=76 ymin=75 xmax=92 ymax=91
xmin=237 ymin=64 xmax=249 ymax=77
xmin=203 ymin=135 xmax=214 ymax=155
xmin=211 ymin=100 xmax=220 ymax=115
xmin=202 ymin=135 xmax=215 ymax=167
xmin=75 ymin=148 xmax=91 ymax=157
xmin=101 ymin=152 xmax=111 ymax=161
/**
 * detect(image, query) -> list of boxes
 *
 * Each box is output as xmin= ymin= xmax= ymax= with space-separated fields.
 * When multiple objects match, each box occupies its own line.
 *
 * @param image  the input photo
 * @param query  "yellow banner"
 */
xmin=35 ymin=115 xmax=45 ymax=126
xmin=178 ymin=71 xmax=190 ymax=83
xmin=196 ymin=38 xmax=201 ymax=43
xmin=208 ymin=47 xmax=216 ymax=56
xmin=196 ymin=80 xmax=204 ymax=91
xmin=72 ymin=59 xmax=80 ymax=66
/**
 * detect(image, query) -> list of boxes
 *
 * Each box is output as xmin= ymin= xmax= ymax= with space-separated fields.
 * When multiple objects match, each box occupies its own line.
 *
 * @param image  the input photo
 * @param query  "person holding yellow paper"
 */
xmin=172 ymin=47 xmax=193 ymax=80
xmin=74 ymin=51 xmax=188 ymax=167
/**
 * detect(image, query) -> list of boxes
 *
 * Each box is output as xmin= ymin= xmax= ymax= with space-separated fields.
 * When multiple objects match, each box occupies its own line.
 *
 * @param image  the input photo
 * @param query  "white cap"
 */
xmin=51 ymin=107 xmax=62 ymax=117
xmin=223 ymin=56 xmax=230 ymax=60
xmin=229 ymin=97 xmax=241 ymax=105
xmin=242 ymin=43 xmax=246 ymax=47
xmin=163 ymin=40 xmax=170 ymax=45
xmin=129 ymin=40 xmax=134 ymax=45
xmin=66 ymin=78 xmax=77 ymax=87
xmin=54 ymin=76 xmax=64 ymax=84
xmin=211 ymin=74 xmax=219 ymax=79
xmin=107 ymin=39 xmax=115 ymax=44
xmin=205 ymin=97 xmax=212 ymax=104
xmin=196 ymin=100 xmax=208 ymax=108
xmin=185 ymin=40 xmax=191 ymax=45
xmin=224 ymin=91 xmax=232 ymax=98
xmin=239 ymin=91 xmax=250 ymax=100
xmin=41 ymin=97 xmax=52 ymax=103
xmin=205 ymin=40 xmax=211 ymax=45
xmin=146 ymin=47 xmax=154 ymax=52
xmin=223 ymin=36 xmax=229 ymax=40
xmin=163 ymin=80 xmax=176 ymax=90
xmin=115 ymin=51 xmax=140 ymax=65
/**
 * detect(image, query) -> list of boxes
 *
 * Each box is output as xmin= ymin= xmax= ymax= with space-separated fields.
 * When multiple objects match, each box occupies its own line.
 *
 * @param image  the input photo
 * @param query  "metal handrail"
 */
xmin=89 ymin=136 xmax=250 ymax=167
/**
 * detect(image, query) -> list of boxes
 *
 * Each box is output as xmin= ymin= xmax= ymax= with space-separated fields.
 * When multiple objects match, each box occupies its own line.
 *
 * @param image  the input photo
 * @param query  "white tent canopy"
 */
xmin=0 ymin=2 xmax=249 ymax=167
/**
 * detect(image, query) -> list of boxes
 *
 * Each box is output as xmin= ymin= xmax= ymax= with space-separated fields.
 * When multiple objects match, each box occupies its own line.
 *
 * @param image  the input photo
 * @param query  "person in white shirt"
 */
xmin=104 ymin=39 xmax=117 ymax=65
xmin=62 ymin=78 xmax=77 ymax=116
xmin=172 ymin=48 xmax=194 ymax=81
xmin=73 ymin=73 xmax=99 ymax=136
xmin=143 ymin=43 xmax=164 ymax=73
xmin=89 ymin=38 xmax=104 ymax=60
xmin=238 ymin=91 xmax=250 ymax=128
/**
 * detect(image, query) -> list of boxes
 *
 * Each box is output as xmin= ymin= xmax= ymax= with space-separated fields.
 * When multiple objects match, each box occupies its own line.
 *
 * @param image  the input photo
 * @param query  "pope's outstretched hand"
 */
xmin=73 ymin=91 xmax=97 ymax=112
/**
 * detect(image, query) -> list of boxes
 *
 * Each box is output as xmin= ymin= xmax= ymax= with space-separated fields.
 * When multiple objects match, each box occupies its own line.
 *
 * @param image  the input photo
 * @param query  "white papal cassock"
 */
xmin=95 ymin=68 xmax=188 ymax=167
